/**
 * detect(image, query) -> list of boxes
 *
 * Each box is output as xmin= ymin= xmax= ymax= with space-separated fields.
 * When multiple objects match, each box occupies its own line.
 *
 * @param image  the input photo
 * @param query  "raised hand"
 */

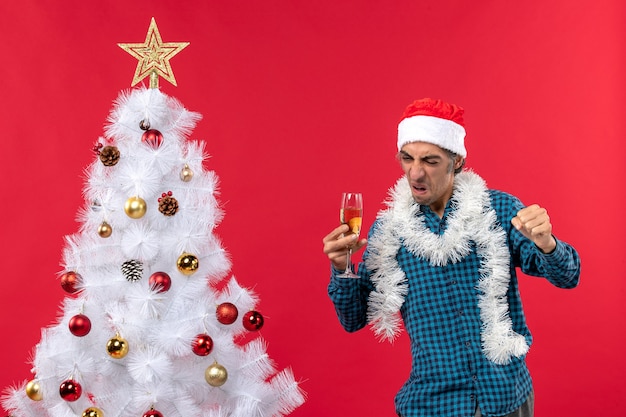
xmin=511 ymin=204 xmax=557 ymax=253
xmin=322 ymin=224 xmax=368 ymax=273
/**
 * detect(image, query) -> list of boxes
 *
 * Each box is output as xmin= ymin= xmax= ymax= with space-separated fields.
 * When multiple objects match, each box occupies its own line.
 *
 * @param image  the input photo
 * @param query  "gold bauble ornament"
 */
xmin=98 ymin=221 xmax=113 ymax=238
xmin=176 ymin=253 xmax=199 ymax=275
xmin=180 ymin=164 xmax=194 ymax=182
xmin=25 ymin=379 xmax=43 ymax=401
xmin=205 ymin=362 xmax=228 ymax=387
xmin=106 ymin=335 xmax=129 ymax=359
xmin=124 ymin=196 xmax=147 ymax=219
xmin=83 ymin=407 xmax=104 ymax=417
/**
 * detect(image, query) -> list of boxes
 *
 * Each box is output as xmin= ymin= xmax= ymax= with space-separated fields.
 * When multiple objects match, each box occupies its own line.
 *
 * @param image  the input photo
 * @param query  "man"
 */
xmin=322 ymin=98 xmax=580 ymax=417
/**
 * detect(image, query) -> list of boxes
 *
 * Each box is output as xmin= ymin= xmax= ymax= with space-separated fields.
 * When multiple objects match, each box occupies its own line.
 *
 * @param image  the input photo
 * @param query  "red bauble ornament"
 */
xmin=60 ymin=271 xmax=81 ymax=294
xmin=149 ymin=272 xmax=172 ymax=293
xmin=69 ymin=314 xmax=92 ymax=337
xmin=59 ymin=379 xmax=82 ymax=401
xmin=143 ymin=408 xmax=163 ymax=417
xmin=141 ymin=129 xmax=163 ymax=148
xmin=192 ymin=333 xmax=214 ymax=356
xmin=242 ymin=310 xmax=264 ymax=331
xmin=216 ymin=302 xmax=238 ymax=325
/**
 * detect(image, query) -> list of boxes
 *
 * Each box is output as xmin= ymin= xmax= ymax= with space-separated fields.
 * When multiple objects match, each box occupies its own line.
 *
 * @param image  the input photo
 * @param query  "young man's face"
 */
xmin=398 ymin=141 xmax=462 ymax=215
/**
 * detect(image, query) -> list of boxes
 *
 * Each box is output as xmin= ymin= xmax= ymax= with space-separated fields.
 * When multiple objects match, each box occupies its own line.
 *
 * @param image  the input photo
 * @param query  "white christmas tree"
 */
xmin=2 ymin=18 xmax=304 ymax=417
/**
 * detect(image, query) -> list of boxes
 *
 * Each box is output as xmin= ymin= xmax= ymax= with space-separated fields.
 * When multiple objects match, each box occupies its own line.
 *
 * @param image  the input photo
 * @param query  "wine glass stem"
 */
xmin=345 ymin=247 xmax=353 ymax=275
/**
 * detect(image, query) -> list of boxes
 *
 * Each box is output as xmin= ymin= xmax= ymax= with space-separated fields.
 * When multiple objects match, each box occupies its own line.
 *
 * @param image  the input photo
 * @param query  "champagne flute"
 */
xmin=337 ymin=192 xmax=363 ymax=278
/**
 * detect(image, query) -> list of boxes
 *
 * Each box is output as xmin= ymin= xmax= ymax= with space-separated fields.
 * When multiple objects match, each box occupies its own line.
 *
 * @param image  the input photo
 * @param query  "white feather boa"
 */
xmin=365 ymin=171 xmax=529 ymax=364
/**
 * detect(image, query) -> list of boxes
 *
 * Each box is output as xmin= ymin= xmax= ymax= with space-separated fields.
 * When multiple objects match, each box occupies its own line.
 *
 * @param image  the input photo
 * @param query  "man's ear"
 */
xmin=454 ymin=156 xmax=464 ymax=170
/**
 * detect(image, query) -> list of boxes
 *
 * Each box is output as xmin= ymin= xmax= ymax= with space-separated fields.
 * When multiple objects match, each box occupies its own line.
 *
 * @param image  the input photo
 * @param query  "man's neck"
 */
xmin=429 ymin=189 xmax=454 ymax=218
xmin=429 ymin=202 xmax=446 ymax=218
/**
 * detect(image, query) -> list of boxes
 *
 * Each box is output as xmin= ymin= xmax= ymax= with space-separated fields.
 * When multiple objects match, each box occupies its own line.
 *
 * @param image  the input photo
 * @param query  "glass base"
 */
xmin=336 ymin=266 xmax=359 ymax=278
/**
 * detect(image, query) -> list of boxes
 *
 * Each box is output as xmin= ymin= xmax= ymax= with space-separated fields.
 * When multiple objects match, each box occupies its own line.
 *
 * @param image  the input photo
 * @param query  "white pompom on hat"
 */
xmin=397 ymin=98 xmax=467 ymax=157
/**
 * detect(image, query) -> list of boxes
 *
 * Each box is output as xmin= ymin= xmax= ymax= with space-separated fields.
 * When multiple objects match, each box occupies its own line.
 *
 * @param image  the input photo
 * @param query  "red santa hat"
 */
xmin=397 ymin=98 xmax=467 ymax=157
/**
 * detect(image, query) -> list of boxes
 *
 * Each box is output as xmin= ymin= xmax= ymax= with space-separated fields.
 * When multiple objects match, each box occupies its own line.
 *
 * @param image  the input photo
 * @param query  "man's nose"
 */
xmin=409 ymin=163 xmax=424 ymax=179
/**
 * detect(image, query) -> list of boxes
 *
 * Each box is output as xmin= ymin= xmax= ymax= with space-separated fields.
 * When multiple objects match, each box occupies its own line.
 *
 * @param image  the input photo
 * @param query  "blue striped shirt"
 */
xmin=328 ymin=189 xmax=580 ymax=417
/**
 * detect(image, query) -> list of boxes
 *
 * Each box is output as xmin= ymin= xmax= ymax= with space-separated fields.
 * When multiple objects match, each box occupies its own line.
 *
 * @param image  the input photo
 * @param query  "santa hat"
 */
xmin=397 ymin=98 xmax=467 ymax=157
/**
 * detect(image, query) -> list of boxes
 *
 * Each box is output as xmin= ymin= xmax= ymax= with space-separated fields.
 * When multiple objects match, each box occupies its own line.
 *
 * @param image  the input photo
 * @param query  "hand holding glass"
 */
xmin=338 ymin=192 xmax=363 ymax=278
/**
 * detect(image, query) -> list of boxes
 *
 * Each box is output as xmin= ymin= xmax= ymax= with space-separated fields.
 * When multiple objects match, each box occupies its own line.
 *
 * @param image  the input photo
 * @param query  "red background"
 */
xmin=1 ymin=1 xmax=624 ymax=416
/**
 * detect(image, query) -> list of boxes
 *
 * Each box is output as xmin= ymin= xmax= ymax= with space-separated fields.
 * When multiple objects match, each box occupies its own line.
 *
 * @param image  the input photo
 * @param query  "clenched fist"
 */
xmin=511 ymin=204 xmax=557 ymax=253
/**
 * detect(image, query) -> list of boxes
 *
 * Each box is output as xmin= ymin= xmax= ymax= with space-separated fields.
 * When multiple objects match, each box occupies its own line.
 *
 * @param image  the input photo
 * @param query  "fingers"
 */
xmin=512 ymin=204 xmax=550 ymax=234
xmin=511 ymin=204 xmax=556 ymax=252
xmin=322 ymin=224 xmax=367 ymax=269
xmin=322 ymin=225 xmax=356 ymax=256
xmin=322 ymin=224 xmax=350 ymax=246
xmin=352 ymin=238 xmax=368 ymax=252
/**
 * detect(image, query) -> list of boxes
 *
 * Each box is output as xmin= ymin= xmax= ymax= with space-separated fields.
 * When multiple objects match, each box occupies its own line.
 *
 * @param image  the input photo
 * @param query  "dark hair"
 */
xmin=446 ymin=150 xmax=465 ymax=174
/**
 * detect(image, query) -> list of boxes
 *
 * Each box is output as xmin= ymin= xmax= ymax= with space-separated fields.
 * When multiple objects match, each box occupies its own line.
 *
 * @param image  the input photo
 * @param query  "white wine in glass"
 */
xmin=338 ymin=192 xmax=363 ymax=278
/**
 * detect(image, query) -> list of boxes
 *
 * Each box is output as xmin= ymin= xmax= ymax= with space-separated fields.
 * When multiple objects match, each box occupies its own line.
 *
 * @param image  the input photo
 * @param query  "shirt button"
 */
xmin=465 ymin=341 xmax=471 ymax=347
xmin=451 ymin=280 xmax=457 ymax=285
xmin=458 ymin=309 xmax=463 ymax=316
xmin=472 ymin=375 xmax=478 ymax=381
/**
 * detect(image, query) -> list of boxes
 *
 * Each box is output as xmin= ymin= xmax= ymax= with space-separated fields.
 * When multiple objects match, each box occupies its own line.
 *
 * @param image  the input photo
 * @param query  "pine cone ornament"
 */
xmin=99 ymin=145 xmax=120 ymax=167
xmin=121 ymin=259 xmax=143 ymax=282
xmin=158 ymin=192 xmax=179 ymax=216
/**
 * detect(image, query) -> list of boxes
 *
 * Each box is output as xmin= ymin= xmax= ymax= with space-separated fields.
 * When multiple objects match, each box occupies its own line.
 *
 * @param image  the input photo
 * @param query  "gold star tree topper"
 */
xmin=118 ymin=17 xmax=189 ymax=88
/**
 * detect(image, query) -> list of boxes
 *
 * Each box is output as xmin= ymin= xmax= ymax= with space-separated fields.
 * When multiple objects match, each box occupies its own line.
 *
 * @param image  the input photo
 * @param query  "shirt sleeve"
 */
xmin=327 ymin=265 xmax=374 ymax=332
xmin=499 ymin=191 xmax=581 ymax=289
xmin=516 ymin=235 xmax=581 ymax=288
